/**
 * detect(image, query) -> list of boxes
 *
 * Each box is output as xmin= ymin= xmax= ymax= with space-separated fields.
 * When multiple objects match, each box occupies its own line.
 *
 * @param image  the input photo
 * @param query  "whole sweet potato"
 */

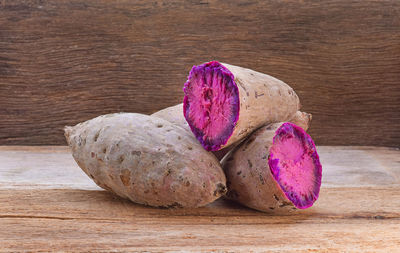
xmin=65 ymin=113 xmax=227 ymax=208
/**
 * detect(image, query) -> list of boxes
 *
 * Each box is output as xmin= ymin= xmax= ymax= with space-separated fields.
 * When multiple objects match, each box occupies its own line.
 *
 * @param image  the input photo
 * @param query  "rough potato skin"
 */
xmin=222 ymin=114 xmax=312 ymax=213
xmin=289 ymin=111 xmax=312 ymax=131
xmin=151 ymin=104 xmax=190 ymax=132
xmin=65 ymin=113 xmax=227 ymax=208
xmin=218 ymin=63 xmax=301 ymax=148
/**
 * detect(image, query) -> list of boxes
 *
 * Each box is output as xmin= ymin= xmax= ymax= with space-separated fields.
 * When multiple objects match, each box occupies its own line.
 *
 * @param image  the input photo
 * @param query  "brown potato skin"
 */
xmin=222 ymin=113 xmax=311 ymax=212
xmin=65 ymin=113 xmax=227 ymax=208
xmin=151 ymin=104 xmax=189 ymax=132
xmin=289 ymin=111 xmax=312 ymax=131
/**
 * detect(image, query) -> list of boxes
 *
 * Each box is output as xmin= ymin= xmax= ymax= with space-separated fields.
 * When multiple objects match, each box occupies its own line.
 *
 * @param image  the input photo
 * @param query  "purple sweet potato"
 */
xmin=183 ymin=61 xmax=300 ymax=151
xmin=65 ymin=113 xmax=227 ymax=208
xmin=222 ymin=120 xmax=321 ymax=212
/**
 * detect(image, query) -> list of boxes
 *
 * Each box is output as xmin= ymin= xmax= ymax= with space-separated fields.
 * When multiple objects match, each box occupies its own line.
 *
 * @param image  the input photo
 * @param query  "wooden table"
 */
xmin=0 ymin=146 xmax=399 ymax=252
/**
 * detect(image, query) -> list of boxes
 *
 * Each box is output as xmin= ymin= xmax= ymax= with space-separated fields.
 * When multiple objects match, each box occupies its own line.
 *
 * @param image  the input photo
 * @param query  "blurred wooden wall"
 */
xmin=0 ymin=0 xmax=399 ymax=146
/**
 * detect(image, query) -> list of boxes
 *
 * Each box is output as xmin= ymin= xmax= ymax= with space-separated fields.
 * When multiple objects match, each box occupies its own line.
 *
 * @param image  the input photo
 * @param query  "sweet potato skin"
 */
xmin=289 ymin=111 xmax=312 ymax=131
xmin=65 ymin=113 xmax=227 ymax=208
xmin=222 ymin=113 xmax=313 ymax=212
xmin=151 ymin=104 xmax=190 ymax=132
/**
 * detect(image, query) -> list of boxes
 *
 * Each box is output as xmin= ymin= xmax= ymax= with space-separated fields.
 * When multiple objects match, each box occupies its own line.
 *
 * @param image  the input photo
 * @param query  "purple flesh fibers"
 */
xmin=268 ymin=123 xmax=322 ymax=209
xmin=183 ymin=61 xmax=240 ymax=151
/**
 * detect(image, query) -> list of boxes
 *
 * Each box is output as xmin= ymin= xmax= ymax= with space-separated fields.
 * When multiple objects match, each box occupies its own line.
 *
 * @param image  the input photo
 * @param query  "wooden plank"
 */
xmin=0 ymin=188 xmax=399 ymax=252
xmin=319 ymin=146 xmax=400 ymax=187
xmin=0 ymin=146 xmax=98 ymax=189
xmin=0 ymin=146 xmax=399 ymax=251
xmin=0 ymin=0 xmax=399 ymax=146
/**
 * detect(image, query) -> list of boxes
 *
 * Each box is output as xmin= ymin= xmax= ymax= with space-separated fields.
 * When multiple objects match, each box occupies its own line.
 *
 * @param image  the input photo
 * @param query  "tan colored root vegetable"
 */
xmin=289 ymin=111 xmax=312 ymax=131
xmin=222 ymin=114 xmax=322 ymax=213
xmin=183 ymin=61 xmax=300 ymax=151
xmin=65 ymin=113 xmax=227 ymax=208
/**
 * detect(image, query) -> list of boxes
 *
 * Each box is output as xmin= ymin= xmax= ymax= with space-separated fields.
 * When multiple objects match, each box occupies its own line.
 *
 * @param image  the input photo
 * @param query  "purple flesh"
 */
xmin=268 ymin=123 xmax=322 ymax=209
xmin=183 ymin=61 xmax=240 ymax=151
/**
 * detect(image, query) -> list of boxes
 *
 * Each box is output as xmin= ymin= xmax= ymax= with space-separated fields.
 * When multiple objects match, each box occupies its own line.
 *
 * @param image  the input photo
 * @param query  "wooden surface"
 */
xmin=0 ymin=146 xmax=399 ymax=252
xmin=0 ymin=0 xmax=399 ymax=146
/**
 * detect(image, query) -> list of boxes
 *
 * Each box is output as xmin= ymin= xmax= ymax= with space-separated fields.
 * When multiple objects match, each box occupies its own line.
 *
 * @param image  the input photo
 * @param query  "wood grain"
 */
xmin=1 ymin=188 xmax=399 ymax=252
xmin=0 ymin=146 xmax=399 ymax=251
xmin=0 ymin=0 xmax=399 ymax=146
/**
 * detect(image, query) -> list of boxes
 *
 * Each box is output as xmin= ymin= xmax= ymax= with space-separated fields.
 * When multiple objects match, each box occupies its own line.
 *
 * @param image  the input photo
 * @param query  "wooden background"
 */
xmin=0 ymin=0 xmax=399 ymax=146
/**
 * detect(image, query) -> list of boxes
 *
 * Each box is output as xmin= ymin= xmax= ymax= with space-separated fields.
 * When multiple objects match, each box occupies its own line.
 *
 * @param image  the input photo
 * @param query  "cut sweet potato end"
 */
xmin=183 ymin=61 xmax=240 ymax=151
xmin=268 ymin=123 xmax=322 ymax=209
